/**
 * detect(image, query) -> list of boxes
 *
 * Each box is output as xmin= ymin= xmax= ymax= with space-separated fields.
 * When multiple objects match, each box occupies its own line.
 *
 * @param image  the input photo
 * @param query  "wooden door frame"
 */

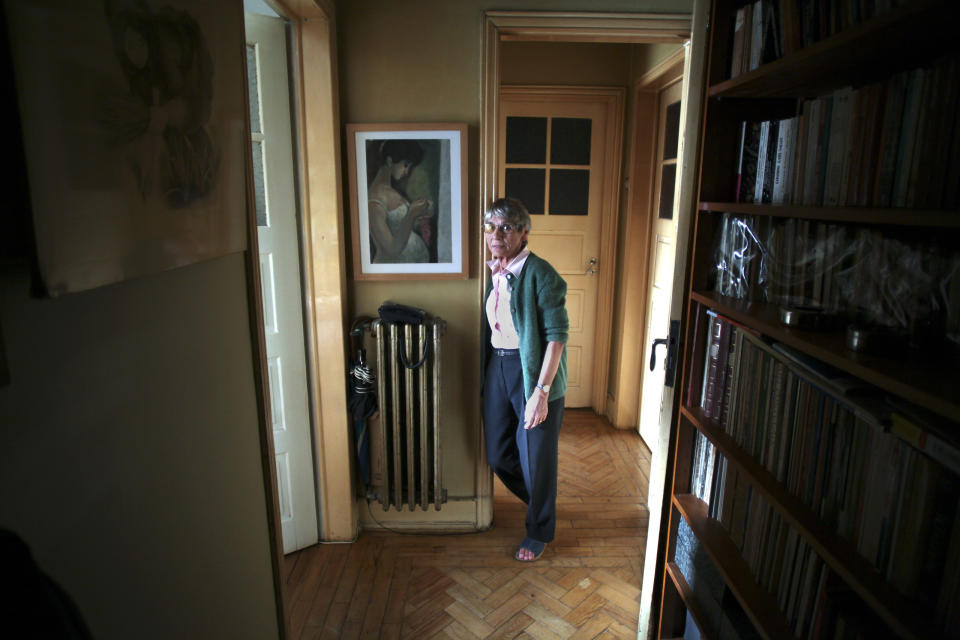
xmin=478 ymin=8 xmax=694 ymax=597
xmin=245 ymin=0 xmax=352 ymax=636
xmin=497 ymin=84 xmax=625 ymax=412
xmin=281 ymin=0 xmax=357 ymax=549
xmin=255 ymin=0 xmax=354 ymax=545
xmin=606 ymin=50 xmax=685 ymax=431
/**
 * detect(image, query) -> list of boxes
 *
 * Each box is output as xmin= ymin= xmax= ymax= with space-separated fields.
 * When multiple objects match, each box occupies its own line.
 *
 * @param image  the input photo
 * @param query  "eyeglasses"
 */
xmin=483 ymin=221 xmax=523 ymax=234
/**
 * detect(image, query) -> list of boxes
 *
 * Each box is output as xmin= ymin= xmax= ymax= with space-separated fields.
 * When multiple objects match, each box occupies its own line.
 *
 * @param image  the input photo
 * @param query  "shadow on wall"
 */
xmin=0 ymin=530 xmax=93 ymax=639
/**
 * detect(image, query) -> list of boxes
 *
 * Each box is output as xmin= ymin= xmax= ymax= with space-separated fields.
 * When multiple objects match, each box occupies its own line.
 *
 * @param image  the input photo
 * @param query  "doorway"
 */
xmin=480 ymin=11 xmax=704 ymax=639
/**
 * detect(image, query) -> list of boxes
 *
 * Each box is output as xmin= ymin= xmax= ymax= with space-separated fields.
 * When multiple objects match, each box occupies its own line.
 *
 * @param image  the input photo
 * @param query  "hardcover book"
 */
xmin=737 ymin=122 xmax=763 ymax=203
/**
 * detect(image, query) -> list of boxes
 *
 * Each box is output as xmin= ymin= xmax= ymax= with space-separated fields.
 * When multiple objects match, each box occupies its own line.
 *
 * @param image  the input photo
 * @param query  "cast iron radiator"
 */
xmin=369 ymin=318 xmax=446 ymax=511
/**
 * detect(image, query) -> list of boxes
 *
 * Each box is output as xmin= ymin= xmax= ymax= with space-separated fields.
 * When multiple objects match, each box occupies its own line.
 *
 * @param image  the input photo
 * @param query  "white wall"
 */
xmin=0 ymin=253 xmax=280 ymax=639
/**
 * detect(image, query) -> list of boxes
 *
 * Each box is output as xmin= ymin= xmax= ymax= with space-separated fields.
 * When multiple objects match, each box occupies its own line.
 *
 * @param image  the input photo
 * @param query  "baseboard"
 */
xmin=357 ymin=497 xmax=482 ymax=532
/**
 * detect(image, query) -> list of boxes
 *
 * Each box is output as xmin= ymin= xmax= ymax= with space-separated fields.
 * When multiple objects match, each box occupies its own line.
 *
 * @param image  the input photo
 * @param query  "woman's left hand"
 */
xmin=523 ymin=389 xmax=549 ymax=430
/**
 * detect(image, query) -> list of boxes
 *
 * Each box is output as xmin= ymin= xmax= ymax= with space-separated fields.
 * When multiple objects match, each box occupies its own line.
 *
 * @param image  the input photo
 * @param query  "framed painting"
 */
xmin=5 ymin=0 xmax=249 ymax=295
xmin=346 ymin=122 xmax=468 ymax=280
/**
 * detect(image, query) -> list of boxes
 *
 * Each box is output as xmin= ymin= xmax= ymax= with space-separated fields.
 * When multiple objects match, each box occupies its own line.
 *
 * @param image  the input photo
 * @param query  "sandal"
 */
xmin=516 ymin=537 xmax=546 ymax=562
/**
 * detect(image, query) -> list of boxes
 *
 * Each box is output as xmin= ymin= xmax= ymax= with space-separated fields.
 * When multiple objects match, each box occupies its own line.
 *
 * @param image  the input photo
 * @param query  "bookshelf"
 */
xmin=656 ymin=1 xmax=960 ymax=639
xmin=666 ymin=562 xmax=717 ymax=640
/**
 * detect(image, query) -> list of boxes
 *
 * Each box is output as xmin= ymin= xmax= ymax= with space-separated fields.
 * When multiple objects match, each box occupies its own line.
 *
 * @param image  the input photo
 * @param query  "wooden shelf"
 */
xmin=682 ymin=405 xmax=942 ymax=640
xmin=673 ymin=494 xmax=798 ymax=640
xmin=698 ymin=202 xmax=960 ymax=228
xmin=666 ymin=562 xmax=717 ymax=640
xmin=709 ymin=0 xmax=959 ymax=99
xmin=660 ymin=2 xmax=960 ymax=640
xmin=690 ymin=291 xmax=960 ymax=422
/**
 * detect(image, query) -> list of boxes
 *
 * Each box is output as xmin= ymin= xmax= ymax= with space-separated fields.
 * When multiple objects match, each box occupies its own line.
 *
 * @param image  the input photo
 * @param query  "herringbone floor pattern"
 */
xmin=283 ymin=409 xmax=652 ymax=639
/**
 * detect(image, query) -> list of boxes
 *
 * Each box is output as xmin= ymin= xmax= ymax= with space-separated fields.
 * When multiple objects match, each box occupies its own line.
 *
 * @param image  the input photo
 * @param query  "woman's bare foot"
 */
xmin=516 ymin=537 xmax=546 ymax=562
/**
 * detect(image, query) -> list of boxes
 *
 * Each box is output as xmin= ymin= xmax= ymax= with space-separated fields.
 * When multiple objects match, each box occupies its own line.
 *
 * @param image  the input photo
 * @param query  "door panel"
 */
xmin=246 ymin=13 xmax=317 ymax=553
xmin=498 ymin=93 xmax=619 ymax=408
xmin=638 ymin=79 xmax=683 ymax=448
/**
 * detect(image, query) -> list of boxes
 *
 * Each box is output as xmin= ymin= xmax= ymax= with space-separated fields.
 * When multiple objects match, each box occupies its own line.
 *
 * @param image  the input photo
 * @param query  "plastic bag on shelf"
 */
xmin=709 ymin=213 xmax=768 ymax=300
xmin=835 ymin=231 xmax=956 ymax=350
xmin=709 ymin=215 xmax=959 ymax=350
xmin=945 ymin=253 xmax=960 ymax=346
xmin=764 ymin=218 xmax=859 ymax=312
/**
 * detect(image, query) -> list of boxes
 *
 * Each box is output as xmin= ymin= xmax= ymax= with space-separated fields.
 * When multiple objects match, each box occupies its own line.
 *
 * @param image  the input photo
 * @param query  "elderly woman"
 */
xmin=482 ymin=197 xmax=568 ymax=562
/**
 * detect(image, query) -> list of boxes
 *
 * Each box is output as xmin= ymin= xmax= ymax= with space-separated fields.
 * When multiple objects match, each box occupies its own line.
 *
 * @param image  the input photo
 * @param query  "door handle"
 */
xmin=649 ymin=319 xmax=682 ymax=387
xmin=650 ymin=339 xmax=668 ymax=371
xmin=585 ymin=257 xmax=598 ymax=275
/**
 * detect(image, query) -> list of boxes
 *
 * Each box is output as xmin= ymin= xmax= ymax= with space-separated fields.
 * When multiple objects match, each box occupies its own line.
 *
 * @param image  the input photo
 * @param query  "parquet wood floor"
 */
xmin=283 ymin=409 xmax=652 ymax=639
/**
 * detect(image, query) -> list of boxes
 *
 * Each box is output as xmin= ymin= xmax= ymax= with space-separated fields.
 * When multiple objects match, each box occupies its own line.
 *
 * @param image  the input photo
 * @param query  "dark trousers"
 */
xmin=483 ymin=349 xmax=564 ymax=543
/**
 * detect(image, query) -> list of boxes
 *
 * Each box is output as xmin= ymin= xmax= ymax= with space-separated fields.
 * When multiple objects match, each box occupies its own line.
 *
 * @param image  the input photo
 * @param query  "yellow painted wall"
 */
xmin=0 ymin=256 xmax=280 ymax=639
xmin=0 ymin=5 xmax=280 ymax=635
xmin=501 ymin=41 xmax=631 ymax=86
xmin=336 ymin=0 xmax=692 ymax=525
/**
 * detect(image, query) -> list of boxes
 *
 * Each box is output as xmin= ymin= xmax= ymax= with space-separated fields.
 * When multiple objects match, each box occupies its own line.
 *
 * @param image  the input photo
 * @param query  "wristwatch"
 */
xmin=535 ymin=383 xmax=550 ymax=393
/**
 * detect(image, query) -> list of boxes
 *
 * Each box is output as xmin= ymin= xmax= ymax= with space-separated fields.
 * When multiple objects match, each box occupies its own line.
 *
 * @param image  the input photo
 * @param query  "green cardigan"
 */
xmin=484 ymin=252 xmax=569 ymax=402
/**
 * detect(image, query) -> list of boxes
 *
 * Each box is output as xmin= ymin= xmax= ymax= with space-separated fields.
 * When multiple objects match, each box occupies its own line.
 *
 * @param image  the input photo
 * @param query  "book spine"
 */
xmin=725 ymin=329 xmax=745 ymax=435
xmin=749 ymin=0 xmax=765 ymax=71
xmin=856 ymin=83 xmax=884 ymax=206
xmin=686 ymin=302 xmax=707 ymax=407
xmin=928 ymin=56 xmax=960 ymax=209
xmin=800 ymin=97 xmax=823 ymax=205
xmin=734 ymin=121 xmax=747 ymax=202
xmin=822 ymin=87 xmax=853 ymax=206
xmin=780 ymin=0 xmax=801 ymax=56
xmin=904 ymin=68 xmax=937 ymax=208
xmin=781 ymin=116 xmax=799 ymax=205
xmin=874 ymin=72 xmax=908 ymax=207
xmin=754 ymin=120 xmax=771 ymax=203
xmin=891 ymin=68 xmax=926 ymax=207
xmin=730 ymin=6 xmax=747 ymax=79
xmin=815 ymin=95 xmax=834 ymax=205
xmin=703 ymin=315 xmax=726 ymax=420
xmin=711 ymin=318 xmax=732 ymax=420
xmin=772 ymin=117 xmax=789 ymax=204
xmin=699 ymin=313 xmax=717 ymax=410
xmin=890 ymin=412 xmax=960 ymax=476
xmin=761 ymin=120 xmax=780 ymax=203
xmin=838 ymin=86 xmax=866 ymax=206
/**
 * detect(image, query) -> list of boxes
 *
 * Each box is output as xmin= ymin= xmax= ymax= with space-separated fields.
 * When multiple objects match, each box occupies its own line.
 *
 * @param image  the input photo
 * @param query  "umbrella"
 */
xmin=348 ymin=323 xmax=376 ymax=487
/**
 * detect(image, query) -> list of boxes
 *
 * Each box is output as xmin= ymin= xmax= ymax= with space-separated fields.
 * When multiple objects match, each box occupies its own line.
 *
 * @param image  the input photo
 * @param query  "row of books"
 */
xmin=708 ymin=213 xmax=960 ymax=340
xmin=729 ymin=0 xmax=916 ymax=81
xmin=687 ymin=304 xmax=960 ymax=631
xmin=689 ymin=439 xmax=894 ymax=639
xmin=675 ymin=515 xmax=761 ymax=640
xmin=733 ymin=54 xmax=960 ymax=210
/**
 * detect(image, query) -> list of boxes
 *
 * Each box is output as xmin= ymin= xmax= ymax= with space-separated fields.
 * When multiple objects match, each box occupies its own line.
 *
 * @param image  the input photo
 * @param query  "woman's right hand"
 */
xmin=409 ymin=198 xmax=435 ymax=220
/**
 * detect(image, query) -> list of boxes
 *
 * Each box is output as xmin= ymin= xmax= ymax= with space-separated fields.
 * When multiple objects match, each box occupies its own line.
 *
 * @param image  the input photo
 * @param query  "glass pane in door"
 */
xmin=505 ymin=116 xmax=547 ymax=164
xmin=549 ymin=169 xmax=589 ymax=215
xmin=505 ymin=168 xmax=546 ymax=214
xmin=550 ymin=117 xmax=592 ymax=165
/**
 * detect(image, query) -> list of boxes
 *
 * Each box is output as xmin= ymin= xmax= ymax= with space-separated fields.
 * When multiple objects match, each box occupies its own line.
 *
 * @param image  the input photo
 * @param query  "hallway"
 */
xmin=283 ymin=409 xmax=652 ymax=639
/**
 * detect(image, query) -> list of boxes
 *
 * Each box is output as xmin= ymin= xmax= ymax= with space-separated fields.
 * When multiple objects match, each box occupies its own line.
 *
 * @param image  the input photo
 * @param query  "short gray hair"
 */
xmin=484 ymin=197 xmax=532 ymax=233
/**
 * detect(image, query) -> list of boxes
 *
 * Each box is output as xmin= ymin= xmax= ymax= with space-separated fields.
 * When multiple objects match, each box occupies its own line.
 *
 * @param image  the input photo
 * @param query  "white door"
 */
xmin=637 ymin=1 xmax=709 ymax=632
xmin=638 ymin=80 xmax=684 ymax=448
xmin=498 ymin=90 xmax=622 ymax=408
xmin=246 ymin=13 xmax=317 ymax=553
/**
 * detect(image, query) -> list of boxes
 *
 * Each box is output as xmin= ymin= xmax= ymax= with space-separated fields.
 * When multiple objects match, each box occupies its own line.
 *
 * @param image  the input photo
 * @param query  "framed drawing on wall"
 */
xmin=5 ymin=0 xmax=249 ymax=296
xmin=346 ymin=122 xmax=468 ymax=280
